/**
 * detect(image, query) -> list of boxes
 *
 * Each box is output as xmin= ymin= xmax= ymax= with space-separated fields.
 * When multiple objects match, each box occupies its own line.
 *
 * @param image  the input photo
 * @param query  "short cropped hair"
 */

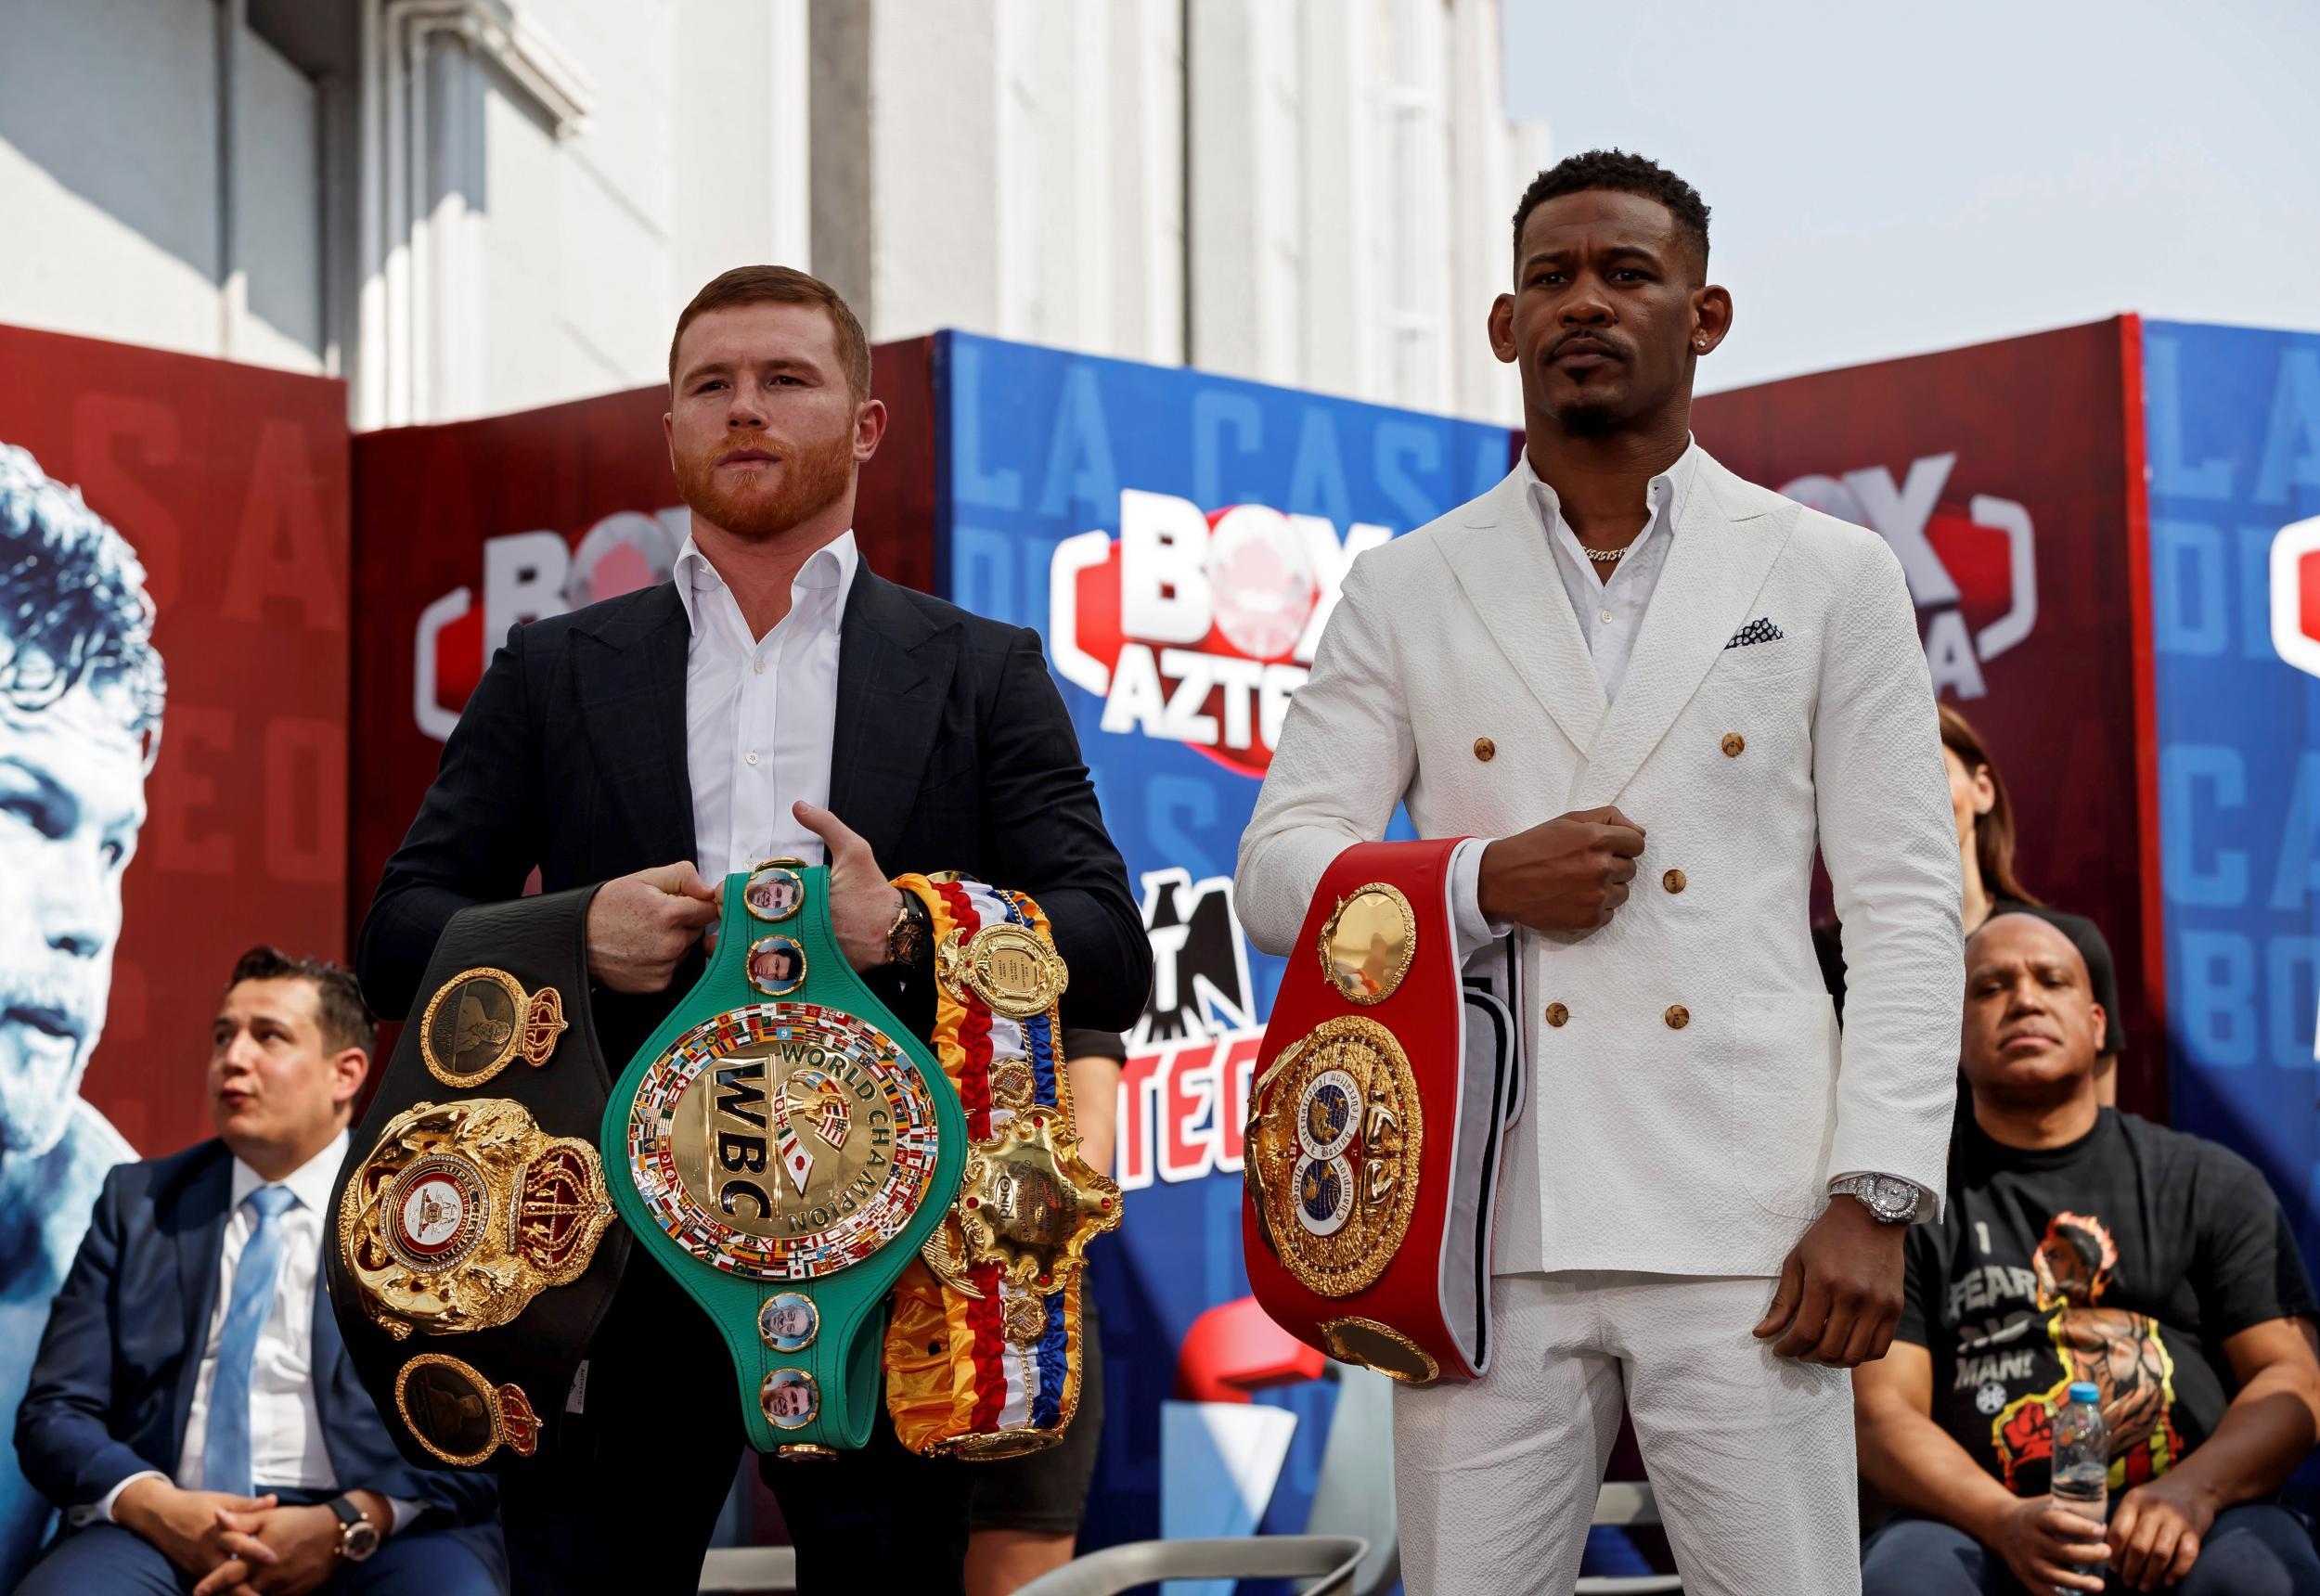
xmin=668 ymin=266 xmax=872 ymax=403
xmin=1511 ymin=149 xmax=1712 ymax=276
xmin=228 ymin=946 xmax=376 ymax=1059
xmin=0 ymin=444 xmax=166 ymax=763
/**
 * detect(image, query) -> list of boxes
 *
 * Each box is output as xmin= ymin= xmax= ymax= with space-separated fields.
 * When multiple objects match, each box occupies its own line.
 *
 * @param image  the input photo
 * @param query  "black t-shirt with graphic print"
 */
xmin=1895 ymin=1108 xmax=2315 ymax=1499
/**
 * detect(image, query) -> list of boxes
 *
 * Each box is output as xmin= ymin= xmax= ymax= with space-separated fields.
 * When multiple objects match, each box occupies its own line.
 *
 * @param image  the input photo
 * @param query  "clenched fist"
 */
xmin=1476 ymin=806 xmax=1647 ymax=933
xmin=586 ymin=861 xmax=722 ymax=993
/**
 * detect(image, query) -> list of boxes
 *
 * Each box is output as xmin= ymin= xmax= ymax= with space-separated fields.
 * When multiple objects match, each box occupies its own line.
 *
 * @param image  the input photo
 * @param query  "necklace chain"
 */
xmin=1583 ymin=543 xmax=1629 ymax=563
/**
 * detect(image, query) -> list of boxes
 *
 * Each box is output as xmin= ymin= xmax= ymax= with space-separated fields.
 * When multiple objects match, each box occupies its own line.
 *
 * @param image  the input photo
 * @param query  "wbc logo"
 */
xmin=1048 ymin=490 xmax=1391 ymax=778
xmin=1779 ymin=454 xmax=2037 ymax=701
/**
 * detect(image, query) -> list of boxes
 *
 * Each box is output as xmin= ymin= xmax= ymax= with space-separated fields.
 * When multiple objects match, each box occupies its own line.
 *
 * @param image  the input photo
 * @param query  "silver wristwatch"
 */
xmin=1830 ymin=1173 xmax=1922 ymax=1225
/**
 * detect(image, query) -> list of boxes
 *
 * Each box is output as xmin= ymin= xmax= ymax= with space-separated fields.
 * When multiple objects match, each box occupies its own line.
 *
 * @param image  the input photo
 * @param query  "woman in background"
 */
xmin=965 ymin=1028 xmax=1128 ymax=1595
xmin=1818 ymin=705 xmax=2124 ymax=1100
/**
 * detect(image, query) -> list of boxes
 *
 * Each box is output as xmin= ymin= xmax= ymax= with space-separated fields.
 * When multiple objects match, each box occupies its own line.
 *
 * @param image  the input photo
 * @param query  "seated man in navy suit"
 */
xmin=13 ymin=948 xmax=504 ymax=1595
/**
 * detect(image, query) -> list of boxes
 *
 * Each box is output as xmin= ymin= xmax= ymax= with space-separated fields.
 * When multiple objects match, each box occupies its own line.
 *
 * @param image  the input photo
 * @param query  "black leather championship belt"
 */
xmin=326 ymin=889 xmax=627 ymax=1472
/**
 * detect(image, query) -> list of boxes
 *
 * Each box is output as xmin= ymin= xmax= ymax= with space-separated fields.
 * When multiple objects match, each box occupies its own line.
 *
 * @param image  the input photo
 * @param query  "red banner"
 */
xmin=1692 ymin=318 xmax=2160 ymax=1110
xmin=0 ymin=323 xmax=350 ymax=1158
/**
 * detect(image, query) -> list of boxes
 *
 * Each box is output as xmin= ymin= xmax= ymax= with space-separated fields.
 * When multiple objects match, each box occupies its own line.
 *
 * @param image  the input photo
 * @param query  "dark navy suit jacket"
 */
xmin=356 ymin=571 xmax=1151 ymax=1056
xmin=13 ymin=1141 xmax=502 ymax=1572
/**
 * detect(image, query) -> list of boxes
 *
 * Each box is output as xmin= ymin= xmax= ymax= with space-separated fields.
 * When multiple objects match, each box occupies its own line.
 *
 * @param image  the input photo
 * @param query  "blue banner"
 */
xmin=934 ymin=330 xmax=1513 ymax=1556
xmin=2145 ymin=320 xmax=2320 ymax=1264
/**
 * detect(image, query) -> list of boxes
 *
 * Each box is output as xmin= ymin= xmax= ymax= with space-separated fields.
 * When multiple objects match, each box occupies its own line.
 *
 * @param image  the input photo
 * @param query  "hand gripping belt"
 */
xmin=327 ymin=888 xmax=627 ymax=1472
xmin=1241 ymin=839 xmax=1527 ymax=1384
xmin=601 ymin=862 xmax=968 ymax=1458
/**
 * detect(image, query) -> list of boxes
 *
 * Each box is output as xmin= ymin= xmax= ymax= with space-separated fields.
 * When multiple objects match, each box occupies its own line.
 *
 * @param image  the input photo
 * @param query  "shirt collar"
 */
xmin=230 ymin=1128 xmax=350 ymax=1216
xmin=673 ymin=530 xmax=859 ymax=638
xmin=1519 ymin=437 xmax=1702 ymax=539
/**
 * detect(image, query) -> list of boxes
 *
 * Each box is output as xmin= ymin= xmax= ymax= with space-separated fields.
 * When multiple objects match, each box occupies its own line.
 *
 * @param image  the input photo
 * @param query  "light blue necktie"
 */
xmin=201 ymin=1184 xmax=299 ymax=1497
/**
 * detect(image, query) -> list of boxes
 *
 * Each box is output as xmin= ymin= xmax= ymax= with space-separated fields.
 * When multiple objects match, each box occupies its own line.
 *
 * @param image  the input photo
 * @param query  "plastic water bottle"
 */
xmin=2050 ymin=1381 xmax=2109 ymax=1592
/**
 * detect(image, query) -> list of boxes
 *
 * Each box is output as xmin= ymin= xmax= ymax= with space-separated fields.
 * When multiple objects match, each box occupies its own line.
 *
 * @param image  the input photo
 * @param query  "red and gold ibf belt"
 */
xmin=883 ymin=875 xmax=1121 ymax=1459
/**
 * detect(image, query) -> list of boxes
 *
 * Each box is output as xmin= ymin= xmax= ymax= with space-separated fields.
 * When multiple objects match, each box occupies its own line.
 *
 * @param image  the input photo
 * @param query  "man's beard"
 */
xmin=674 ymin=427 xmax=856 ymax=541
xmin=1549 ymin=396 xmax=1623 ymax=437
xmin=0 ymin=1020 xmax=91 ymax=1158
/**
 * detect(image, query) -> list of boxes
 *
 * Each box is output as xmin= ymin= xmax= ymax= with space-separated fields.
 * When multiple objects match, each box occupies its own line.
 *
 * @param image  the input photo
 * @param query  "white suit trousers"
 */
xmin=1393 ymin=1272 xmax=1861 ymax=1596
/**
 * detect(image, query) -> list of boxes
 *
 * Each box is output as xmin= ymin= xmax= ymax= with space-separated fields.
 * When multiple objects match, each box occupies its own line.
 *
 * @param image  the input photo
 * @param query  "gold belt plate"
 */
xmin=341 ymin=1099 xmax=614 ymax=1339
xmin=918 ymin=1102 xmax=1120 ymax=1300
xmin=625 ymin=1004 xmax=946 ymax=1281
xmin=394 ymin=1352 xmax=541 ymax=1465
xmin=1246 ymin=1014 xmax=1423 ymax=1298
xmin=936 ymin=922 xmax=1070 ymax=1020
xmin=419 ymin=967 xmax=568 ymax=1088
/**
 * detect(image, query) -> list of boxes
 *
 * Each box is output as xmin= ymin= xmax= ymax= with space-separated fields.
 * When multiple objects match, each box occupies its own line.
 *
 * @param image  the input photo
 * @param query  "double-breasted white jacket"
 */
xmin=1236 ymin=449 xmax=1965 ymax=1278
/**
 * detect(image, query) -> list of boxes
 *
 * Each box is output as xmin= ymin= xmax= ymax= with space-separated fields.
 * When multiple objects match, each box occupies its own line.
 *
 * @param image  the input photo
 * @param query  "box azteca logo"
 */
xmin=412 ymin=508 xmax=686 ymax=740
xmin=1779 ymin=455 xmax=2036 ymax=700
xmin=1048 ymin=490 xmax=1389 ymax=778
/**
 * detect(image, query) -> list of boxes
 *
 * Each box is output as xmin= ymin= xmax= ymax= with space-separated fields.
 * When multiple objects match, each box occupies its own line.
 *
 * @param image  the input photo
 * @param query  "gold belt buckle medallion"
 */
xmin=394 ymin=1352 xmax=542 ymax=1465
xmin=1316 ymin=883 xmax=1417 ymax=1006
xmin=936 ymin=923 xmax=1070 ymax=1020
xmin=419 ymin=967 xmax=569 ymax=1088
xmin=1246 ymin=1015 xmax=1423 ymax=1297
xmin=927 ymin=1106 xmax=1119 ymax=1299
xmin=625 ymin=1004 xmax=945 ymax=1281
xmin=1319 ymin=1315 xmax=1440 ymax=1384
xmin=340 ymin=1099 xmax=615 ymax=1340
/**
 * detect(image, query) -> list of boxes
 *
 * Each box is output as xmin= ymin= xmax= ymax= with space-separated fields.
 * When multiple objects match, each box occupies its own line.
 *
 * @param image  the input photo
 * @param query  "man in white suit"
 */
xmin=1236 ymin=150 xmax=1964 ymax=1593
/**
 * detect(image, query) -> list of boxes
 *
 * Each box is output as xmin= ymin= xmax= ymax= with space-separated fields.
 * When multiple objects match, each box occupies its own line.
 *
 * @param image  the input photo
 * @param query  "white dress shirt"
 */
xmin=1447 ymin=444 xmax=1701 ymax=956
xmin=95 ymin=1132 xmax=419 ymax=1531
xmin=677 ymin=531 xmax=859 ymax=880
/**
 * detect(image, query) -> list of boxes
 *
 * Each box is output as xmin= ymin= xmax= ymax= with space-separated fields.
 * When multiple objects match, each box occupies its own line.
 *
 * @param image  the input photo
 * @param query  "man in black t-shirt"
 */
xmin=1854 ymin=913 xmax=2320 ymax=1595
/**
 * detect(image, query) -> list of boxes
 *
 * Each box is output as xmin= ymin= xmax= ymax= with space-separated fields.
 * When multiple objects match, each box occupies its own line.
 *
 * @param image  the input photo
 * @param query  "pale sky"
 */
xmin=1501 ymin=0 xmax=2320 ymax=393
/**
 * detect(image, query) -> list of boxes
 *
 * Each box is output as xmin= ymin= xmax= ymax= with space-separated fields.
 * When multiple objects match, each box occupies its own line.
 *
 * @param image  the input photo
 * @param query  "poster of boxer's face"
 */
xmin=0 ymin=443 xmax=160 ymax=1171
xmin=0 ymin=450 xmax=159 ymax=1160
xmin=0 ymin=324 xmax=348 ymax=1589
xmin=0 ymin=442 xmax=160 ymax=1578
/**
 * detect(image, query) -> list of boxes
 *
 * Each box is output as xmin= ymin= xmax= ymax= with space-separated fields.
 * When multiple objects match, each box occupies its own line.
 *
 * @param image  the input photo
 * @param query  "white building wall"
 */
xmin=673 ymin=1 xmax=812 ymax=322
xmin=1179 ymin=0 xmax=1540 ymax=419
xmin=868 ymin=2 xmax=1001 ymax=341
xmin=235 ymin=30 xmax=325 ymax=372
xmin=0 ymin=0 xmax=1539 ymax=426
xmin=0 ymin=0 xmax=232 ymax=365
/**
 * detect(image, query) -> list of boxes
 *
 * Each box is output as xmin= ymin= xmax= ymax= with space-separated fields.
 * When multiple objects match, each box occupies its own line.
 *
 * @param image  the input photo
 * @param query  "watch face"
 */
xmin=1872 ymin=1177 xmax=1916 ymax=1218
xmin=343 ymin=1520 xmax=381 ymax=1561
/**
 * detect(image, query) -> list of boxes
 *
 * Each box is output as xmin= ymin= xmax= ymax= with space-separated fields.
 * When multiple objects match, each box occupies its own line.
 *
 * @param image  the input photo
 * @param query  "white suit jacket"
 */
xmin=1235 ymin=450 xmax=1963 ymax=1278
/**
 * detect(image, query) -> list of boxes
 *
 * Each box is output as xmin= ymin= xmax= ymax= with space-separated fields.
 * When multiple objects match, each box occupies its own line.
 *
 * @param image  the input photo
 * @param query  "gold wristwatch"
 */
xmin=327 ymin=1495 xmax=380 ymax=1562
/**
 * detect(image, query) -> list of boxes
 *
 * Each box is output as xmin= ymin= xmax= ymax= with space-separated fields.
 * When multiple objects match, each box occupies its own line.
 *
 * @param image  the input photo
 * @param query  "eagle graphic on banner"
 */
xmin=1132 ymin=868 xmax=1257 ymax=1049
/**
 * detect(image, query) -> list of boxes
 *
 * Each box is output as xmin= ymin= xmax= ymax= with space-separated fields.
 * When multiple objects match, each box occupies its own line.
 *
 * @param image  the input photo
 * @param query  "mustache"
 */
xmin=1546 ymin=328 xmax=1630 ymax=361
xmin=715 ymin=436 xmax=785 ymax=460
xmin=0 ymin=968 xmax=97 ymax=1040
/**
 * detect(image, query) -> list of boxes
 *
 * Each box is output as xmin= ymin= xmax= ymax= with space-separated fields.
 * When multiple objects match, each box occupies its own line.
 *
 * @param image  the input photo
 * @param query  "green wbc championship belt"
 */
xmin=601 ymin=861 xmax=967 ymax=1457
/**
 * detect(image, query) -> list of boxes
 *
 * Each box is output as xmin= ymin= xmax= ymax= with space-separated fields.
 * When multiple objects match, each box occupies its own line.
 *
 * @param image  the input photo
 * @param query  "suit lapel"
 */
xmin=1568 ymin=457 xmax=1798 ymax=810
xmin=829 ymin=572 xmax=955 ymax=866
xmin=1437 ymin=470 xmax=1609 ymax=756
xmin=170 ymin=1151 xmax=234 ymax=1461
xmin=570 ymin=584 xmax=699 ymax=867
